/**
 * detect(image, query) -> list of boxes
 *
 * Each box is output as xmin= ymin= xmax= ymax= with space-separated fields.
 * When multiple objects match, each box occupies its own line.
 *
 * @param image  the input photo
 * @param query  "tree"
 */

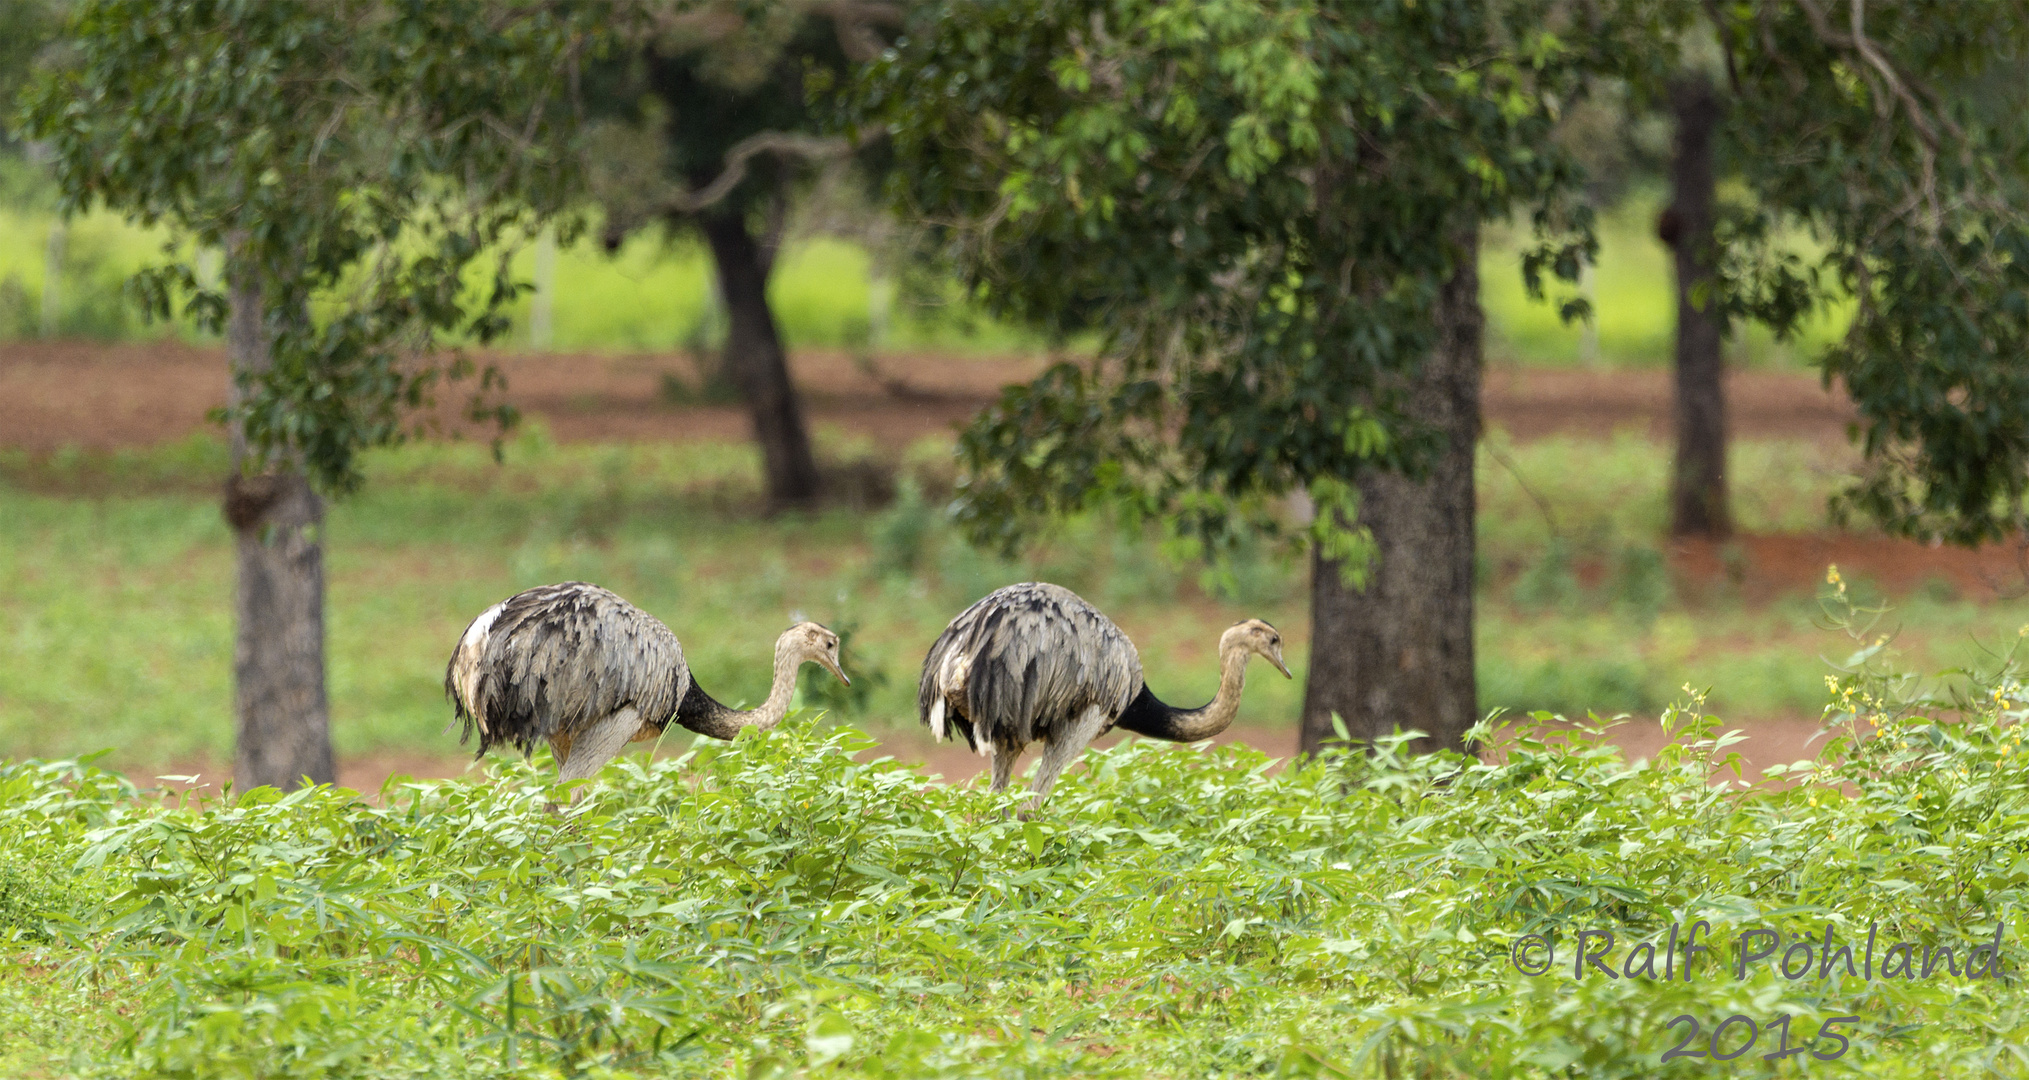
xmin=0 ymin=2 xmax=62 ymax=147
xmin=859 ymin=0 xmax=1663 ymax=755
xmin=863 ymin=0 xmax=2029 ymax=767
xmin=2 ymin=1 xmax=72 ymax=339
xmin=1660 ymin=70 xmax=1731 ymax=539
xmin=1695 ymin=2 xmax=2029 ymax=550
xmin=585 ymin=3 xmax=897 ymax=510
xmin=1645 ymin=5 xmax=2029 ymax=545
xmin=23 ymin=0 xmax=590 ymax=789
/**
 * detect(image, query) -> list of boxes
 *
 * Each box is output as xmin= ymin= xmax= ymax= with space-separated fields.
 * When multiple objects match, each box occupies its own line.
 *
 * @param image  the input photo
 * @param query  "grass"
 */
xmin=0 ymin=650 xmax=2025 ymax=1077
xmin=1 ymin=187 xmax=1849 ymax=367
xmin=4 ymin=428 xmax=2025 ymax=770
xmin=1479 ymin=191 xmax=1852 ymax=369
xmin=0 ymin=200 xmax=1049 ymax=355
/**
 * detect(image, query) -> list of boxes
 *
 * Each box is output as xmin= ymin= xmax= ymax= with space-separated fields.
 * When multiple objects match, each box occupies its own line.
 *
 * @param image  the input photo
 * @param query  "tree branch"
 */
xmin=658 ymin=131 xmax=854 ymax=216
xmin=1700 ymin=0 xmax=1741 ymax=94
xmin=1791 ymin=0 xmax=1959 ymax=227
xmin=1792 ymin=0 xmax=1950 ymax=148
xmin=1843 ymin=0 xmax=1938 ymax=145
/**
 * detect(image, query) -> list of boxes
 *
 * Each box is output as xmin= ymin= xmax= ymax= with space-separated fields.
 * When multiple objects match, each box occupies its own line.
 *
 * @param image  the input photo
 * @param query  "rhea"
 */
xmin=446 ymin=582 xmax=848 ymax=782
xmin=917 ymin=581 xmax=1289 ymax=813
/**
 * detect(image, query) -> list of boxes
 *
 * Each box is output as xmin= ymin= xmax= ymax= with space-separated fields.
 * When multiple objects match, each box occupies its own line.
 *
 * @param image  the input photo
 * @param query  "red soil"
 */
xmin=1672 ymin=533 xmax=2029 ymax=603
xmin=1481 ymin=366 xmax=1856 ymax=444
xmin=1 ymin=341 xmax=1856 ymax=452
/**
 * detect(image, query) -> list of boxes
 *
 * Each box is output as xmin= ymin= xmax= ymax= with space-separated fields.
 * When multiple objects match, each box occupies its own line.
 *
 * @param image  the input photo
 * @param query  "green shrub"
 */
xmin=1610 ymin=543 xmax=1672 ymax=622
xmin=1512 ymin=536 xmax=1581 ymax=611
xmin=869 ymin=476 xmax=938 ymax=578
xmin=0 ymin=853 xmax=78 ymax=941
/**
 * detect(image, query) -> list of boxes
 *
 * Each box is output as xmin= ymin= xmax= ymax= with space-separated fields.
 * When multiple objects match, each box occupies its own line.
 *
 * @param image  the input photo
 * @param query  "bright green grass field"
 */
xmin=2 ymin=194 xmax=1847 ymax=365
xmin=1479 ymin=194 xmax=1852 ymax=369
xmin=0 ymin=205 xmax=1048 ymax=354
xmin=4 ymin=430 xmax=2022 ymax=768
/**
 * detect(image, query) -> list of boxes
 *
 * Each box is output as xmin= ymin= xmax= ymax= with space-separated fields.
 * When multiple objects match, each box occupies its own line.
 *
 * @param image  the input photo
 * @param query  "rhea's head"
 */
xmin=1220 ymin=619 xmax=1291 ymax=679
xmin=779 ymin=621 xmax=850 ymax=685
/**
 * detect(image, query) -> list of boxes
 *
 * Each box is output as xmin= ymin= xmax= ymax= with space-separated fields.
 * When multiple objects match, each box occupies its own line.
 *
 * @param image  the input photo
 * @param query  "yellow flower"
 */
xmin=1827 ymin=565 xmax=1841 ymax=585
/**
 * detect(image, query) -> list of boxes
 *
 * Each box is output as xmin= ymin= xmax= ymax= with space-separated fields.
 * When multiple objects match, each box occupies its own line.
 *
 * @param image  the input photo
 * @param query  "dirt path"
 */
xmin=0 ymin=341 xmax=1856 ymax=452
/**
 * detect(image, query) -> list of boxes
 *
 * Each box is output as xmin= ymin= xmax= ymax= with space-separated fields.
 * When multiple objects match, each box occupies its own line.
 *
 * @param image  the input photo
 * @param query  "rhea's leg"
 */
xmin=1025 ymin=706 xmax=1110 ymax=815
xmin=557 ymin=706 xmax=643 ymax=784
xmin=987 ymin=745 xmax=1019 ymax=792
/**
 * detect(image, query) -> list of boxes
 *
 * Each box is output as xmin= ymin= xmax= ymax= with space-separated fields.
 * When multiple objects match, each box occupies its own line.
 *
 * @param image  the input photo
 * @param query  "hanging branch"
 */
xmin=651 ymin=131 xmax=856 ymax=216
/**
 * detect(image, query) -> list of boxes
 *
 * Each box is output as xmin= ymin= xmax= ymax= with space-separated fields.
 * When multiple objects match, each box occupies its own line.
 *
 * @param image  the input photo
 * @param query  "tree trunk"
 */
xmin=1662 ymin=73 xmax=1730 ymax=539
xmin=224 ymin=270 xmax=334 ymax=791
xmin=698 ymin=210 xmax=821 ymax=509
xmin=1300 ymin=225 xmax=1482 ymax=757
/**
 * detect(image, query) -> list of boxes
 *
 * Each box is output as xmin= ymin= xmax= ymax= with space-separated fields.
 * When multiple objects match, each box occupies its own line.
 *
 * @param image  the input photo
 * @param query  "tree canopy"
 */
xmin=579 ymin=1 xmax=898 ymax=509
xmin=1704 ymin=1 xmax=2029 ymax=545
xmin=863 ymin=0 xmax=2029 ymax=563
xmin=584 ymin=3 xmax=879 ymax=240
xmin=21 ymin=0 xmax=597 ymax=491
xmin=857 ymin=0 xmax=1665 ymax=573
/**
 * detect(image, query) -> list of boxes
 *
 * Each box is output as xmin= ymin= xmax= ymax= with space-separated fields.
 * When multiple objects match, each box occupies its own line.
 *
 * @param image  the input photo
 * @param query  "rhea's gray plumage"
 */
xmin=446 ymin=581 xmax=847 ymax=783
xmin=917 ymin=582 xmax=1141 ymax=753
xmin=917 ymin=582 xmax=1290 ymax=813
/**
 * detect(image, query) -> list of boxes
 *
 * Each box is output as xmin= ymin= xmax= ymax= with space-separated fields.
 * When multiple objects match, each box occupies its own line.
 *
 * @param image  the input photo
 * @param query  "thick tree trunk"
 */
xmin=1300 ymin=226 xmax=1482 ymax=757
xmin=224 ymin=271 xmax=333 ymax=791
xmin=699 ymin=210 xmax=821 ymax=509
xmin=1662 ymin=73 xmax=1731 ymax=539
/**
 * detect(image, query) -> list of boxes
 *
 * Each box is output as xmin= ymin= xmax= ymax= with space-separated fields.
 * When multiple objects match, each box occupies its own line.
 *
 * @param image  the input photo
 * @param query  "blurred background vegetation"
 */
xmin=1 ymin=7 xmax=2013 ymax=781
xmin=6 ymin=424 xmax=2020 ymax=769
xmin=0 ymin=167 xmax=1852 ymax=367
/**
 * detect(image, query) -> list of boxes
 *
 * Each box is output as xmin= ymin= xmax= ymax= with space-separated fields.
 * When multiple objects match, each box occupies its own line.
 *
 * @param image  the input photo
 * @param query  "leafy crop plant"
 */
xmin=1 ymin=640 xmax=2027 ymax=1077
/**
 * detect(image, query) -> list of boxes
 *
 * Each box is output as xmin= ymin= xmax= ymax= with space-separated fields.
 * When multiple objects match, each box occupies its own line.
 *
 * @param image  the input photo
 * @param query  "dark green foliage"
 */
xmin=1514 ymin=538 xmax=1582 ymax=612
xmin=854 ymin=1 xmax=1673 ymax=567
xmin=19 ymin=0 xmax=596 ymax=492
xmin=1699 ymin=3 xmax=2029 ymax=545
xmin=583 ymin=4 xmax=880 ymax=242
xmin=0 ymin=0 xmax=63 ymax=150
xmin=0 ymin=853 xmax=77 ymax=941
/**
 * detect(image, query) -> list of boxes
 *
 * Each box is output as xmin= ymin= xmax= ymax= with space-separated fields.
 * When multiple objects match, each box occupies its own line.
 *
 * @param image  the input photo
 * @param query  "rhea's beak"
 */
xmin=822 ymin=654 xmax=851 ymax=686
xmin=1268 ymin=646 xmax=1292 ymax=680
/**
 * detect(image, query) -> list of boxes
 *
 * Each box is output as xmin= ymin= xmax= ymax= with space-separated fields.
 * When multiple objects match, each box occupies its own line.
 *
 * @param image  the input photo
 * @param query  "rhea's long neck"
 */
xmin=674 ymin=649 xmax=800 ymax=740
xmin=1114 ymin=645 xmax=1251 ymax=742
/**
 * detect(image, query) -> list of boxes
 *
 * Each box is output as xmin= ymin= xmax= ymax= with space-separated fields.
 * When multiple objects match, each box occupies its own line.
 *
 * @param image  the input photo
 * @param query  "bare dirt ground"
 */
xmin=0 ymin=341 xmax=1960 ymax=789
xmin=1481 ymin=365 xmax=1857 ymax=445
xmin=0 ymin=340 xmax=1857 ymax=452
xmin=1672 ymin=533 xmax=2029 ymax=604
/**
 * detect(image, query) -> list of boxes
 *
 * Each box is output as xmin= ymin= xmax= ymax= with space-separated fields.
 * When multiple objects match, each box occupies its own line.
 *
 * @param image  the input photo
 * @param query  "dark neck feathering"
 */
xmin=1112 ymin=683 xmax=1210 ymax=741
xmin=673 ymin=677 xmax=743 ymax=739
